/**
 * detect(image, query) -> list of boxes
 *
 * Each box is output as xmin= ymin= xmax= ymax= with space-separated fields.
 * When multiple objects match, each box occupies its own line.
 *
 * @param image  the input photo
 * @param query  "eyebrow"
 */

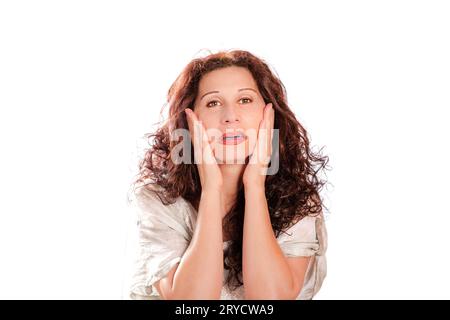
xmin=199 ymin=88 xmax=258 ymax=101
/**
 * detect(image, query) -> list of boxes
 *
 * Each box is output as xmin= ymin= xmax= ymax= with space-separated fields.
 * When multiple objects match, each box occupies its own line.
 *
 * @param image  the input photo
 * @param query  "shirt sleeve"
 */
xmin=277 ymin=214 xmax=328 ymax=300
xmin=129 ymin=186 xmax=190 ymax=300
xmin=277 ymin=215 xmax=321 ymax=257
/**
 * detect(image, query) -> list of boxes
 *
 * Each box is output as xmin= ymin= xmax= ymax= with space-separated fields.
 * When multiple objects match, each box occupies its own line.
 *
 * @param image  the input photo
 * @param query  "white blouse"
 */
xmin=128 ymin=185 xmax=328 ymax=300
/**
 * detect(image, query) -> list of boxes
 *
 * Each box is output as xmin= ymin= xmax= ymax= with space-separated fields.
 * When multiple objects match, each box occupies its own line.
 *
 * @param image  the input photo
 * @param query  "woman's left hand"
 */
xmin=242 ymin=102 xmax=275 ymax=188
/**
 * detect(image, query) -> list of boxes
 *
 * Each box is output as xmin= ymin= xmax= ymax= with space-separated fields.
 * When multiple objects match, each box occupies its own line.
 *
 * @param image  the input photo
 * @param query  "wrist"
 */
xmin=201 ymin=187 xmax=222 ymax=198
xmin=243 ymin=180 xmax=266 ymax=192
xmin=199 ymin=188 xmax=226 ymax=218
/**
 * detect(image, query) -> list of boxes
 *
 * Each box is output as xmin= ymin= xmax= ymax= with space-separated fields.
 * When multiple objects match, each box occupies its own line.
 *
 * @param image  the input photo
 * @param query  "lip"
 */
xmin=220 ymin=132 xmax=247 ymax=145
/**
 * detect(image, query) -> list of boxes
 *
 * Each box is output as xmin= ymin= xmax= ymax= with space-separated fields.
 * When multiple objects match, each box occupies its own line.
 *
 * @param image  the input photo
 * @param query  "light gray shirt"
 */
xmin=128 ymin=185 xmax=328 ymax=300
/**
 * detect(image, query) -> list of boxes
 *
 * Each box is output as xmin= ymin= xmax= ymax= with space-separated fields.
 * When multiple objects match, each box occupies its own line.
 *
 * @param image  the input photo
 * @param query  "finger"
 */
xmin=258 ymin=114 xmax=269 ymax=164
xmin=262 ymin=103 xmax=273 ymax=164
xmin=209 ymin=135 xmax=216 ymax=155
xmin=262 ymin=103 xmax=274 ymax=152
xmin=186 ymin=109 xmax=208 ymax=146
xmin=185 ymin=108 xmax=203 ymax=164
xmin=264 ymin=103 xmax=272 ymax=125
xmin=186 ymin=109 xmax=216 ymax=165
xmin=185 ymin=109 xmax=195 ymax=145
xmin=268 ymin=103 xmax=274 ymax=126
xmin=262 ymin=103 xmax=272 ymax=144
xmin=185 ymin=109 xmax=196 ymax=151
xmin=191 ymin=114 xmax=211 ymax=163
xmin=268 ymin=103 xmax=274 ymax=150
xmin=199 ymin=131 xmax=216 ymax=164
xmin=185 ymin=108 xmax=193 ymax=134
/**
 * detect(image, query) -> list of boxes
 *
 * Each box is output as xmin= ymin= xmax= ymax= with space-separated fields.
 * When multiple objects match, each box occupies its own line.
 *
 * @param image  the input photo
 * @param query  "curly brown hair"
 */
xmin=129 ymin=49 xmax=331 ymax=292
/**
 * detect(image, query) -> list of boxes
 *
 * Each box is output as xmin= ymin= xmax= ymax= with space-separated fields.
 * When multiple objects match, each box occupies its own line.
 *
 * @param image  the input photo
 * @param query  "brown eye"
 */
xmin=240 ymin=97 xmax=252 ymax=104
xmin=206 ymin=100 xmax=220 ymax=108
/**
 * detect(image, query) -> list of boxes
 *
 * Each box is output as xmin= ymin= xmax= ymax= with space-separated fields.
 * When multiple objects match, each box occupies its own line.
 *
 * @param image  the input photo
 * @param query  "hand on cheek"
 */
xmin=243 ymin=102 xmax=274 ymax=187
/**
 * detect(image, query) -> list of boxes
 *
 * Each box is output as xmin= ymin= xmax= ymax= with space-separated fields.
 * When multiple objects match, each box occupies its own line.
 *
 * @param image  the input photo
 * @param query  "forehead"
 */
xmin=198 ymin=66 xmax=257 ymax=91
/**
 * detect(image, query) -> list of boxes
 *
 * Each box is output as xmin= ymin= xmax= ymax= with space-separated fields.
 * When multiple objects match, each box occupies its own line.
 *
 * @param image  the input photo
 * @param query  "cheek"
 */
xmin=198 ymin=116 xmax=221 ymax=142
xmin=197 ymin=113 xmax=214 ymax=129
xmin=243 ymin=108 xmax=263 ymax=125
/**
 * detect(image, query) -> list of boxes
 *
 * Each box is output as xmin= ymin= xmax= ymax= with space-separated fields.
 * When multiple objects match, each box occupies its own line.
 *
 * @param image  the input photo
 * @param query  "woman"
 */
xmin=128 ymin=49 xmax=330 ymax=300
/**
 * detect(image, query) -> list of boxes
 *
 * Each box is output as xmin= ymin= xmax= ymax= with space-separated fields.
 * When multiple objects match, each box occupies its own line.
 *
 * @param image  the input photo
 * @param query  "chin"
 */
xmin=215 ymin=154 xmax=248 ymax=164
xmin=214 ymin=144 xmax=250 ymax=164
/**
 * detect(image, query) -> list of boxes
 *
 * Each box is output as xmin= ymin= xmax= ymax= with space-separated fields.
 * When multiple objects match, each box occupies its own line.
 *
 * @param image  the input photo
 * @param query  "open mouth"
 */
xmin=220 ymin=132 xmax=247 ymax=145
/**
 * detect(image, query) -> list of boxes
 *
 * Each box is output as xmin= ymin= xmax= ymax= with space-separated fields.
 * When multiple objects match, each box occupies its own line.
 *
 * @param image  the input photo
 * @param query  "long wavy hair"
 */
xmin=129 ymin=49 xmax=331 ymax=292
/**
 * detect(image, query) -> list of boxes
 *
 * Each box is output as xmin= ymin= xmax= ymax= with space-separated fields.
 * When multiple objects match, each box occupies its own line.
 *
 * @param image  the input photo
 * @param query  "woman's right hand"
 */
xmin=185 ymin=108 xmax=223 ymax=192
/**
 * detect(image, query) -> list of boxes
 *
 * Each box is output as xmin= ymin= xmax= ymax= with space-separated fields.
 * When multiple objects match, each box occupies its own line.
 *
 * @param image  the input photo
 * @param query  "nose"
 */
xmin=221 ymin=105 xmax=240 ymax=124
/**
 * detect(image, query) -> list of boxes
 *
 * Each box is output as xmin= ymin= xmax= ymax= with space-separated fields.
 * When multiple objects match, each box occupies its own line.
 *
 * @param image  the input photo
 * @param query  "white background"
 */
xmin=1 ymin=0 xmax=449 ymax=299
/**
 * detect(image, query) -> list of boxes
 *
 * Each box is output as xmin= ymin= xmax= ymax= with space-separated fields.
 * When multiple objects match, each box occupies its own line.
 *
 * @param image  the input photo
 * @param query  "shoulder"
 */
xmin=279 ymin=215 xmax=318 ymax=240
xmin=131 ymin=184 xmax=188 ymax=223
xmin=131 ymin=184 xmax=196 ymax=239
xmin=133 ymin=184 xmax=163 ymax=207
xmin=277 ymin=213 xmax=327 ymax=257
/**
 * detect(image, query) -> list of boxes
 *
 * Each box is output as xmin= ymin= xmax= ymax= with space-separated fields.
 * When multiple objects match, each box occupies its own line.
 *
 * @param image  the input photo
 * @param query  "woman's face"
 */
xmin=193 ymin=66 xmax=266 ymax=164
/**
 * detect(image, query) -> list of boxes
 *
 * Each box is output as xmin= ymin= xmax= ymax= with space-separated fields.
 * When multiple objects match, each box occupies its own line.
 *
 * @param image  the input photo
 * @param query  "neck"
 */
xmin=218 ymin=163 xmax=245 ymax=213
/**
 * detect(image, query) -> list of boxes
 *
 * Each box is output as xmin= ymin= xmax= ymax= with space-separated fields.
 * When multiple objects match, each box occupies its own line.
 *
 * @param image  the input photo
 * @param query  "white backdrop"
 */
xmin=0 ymin=0 xmax=449 ymax=299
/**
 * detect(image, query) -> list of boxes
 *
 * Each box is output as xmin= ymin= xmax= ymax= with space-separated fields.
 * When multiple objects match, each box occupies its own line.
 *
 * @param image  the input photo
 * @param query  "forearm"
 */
xmin=171 ymin=189 xmax=225 ymax=299
xmin=242 ymin=183 xmax=296 ymax=299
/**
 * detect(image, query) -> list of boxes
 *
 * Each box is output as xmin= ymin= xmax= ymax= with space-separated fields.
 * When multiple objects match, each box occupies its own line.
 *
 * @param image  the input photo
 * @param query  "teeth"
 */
xmin=224 ymin=135 xmax=242 ymax=140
